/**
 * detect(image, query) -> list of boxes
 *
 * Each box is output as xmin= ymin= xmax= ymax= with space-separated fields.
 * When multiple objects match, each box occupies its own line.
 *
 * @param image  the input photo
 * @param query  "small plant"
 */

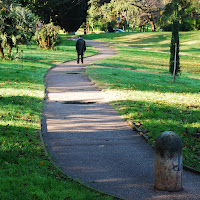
xmin=36 ymin=24 xmax=59 ymax=49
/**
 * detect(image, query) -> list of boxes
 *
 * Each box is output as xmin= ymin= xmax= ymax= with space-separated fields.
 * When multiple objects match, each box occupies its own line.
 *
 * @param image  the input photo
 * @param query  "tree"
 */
xmin=111 ymin=0 xmax=138 ymax=31
xmin=131 ymin=0 xmax=164 ymax=31
xmin=87 ymin=0 xmax=102 ymax=32
xmin=87 ymin=0 xmax=165 ymax=32
xmin=17 ymin=0 xmax=89 ymax=33
xmin=0 ymin=2 xmax=36 ymax=59
xmin=87 ymin=0 xmax=139 ymax=32
xmin=169 ymin=0 xmax=180 ymax=76
xmin=87 ymin=0 xmax=117 ymax=32
xmin=161 ymin=0 xmax=200 ymax=31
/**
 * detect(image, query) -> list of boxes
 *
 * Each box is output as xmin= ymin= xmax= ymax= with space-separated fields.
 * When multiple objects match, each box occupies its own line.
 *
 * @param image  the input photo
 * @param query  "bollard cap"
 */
xmin=155 ymin=131 xmax=182 ymax=158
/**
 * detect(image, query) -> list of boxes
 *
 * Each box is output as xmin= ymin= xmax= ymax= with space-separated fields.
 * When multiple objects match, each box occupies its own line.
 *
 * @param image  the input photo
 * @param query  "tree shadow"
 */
xmin=0 ymin=96 xmax=42 ymax=112
xmin=0 ymin=124 xmax=42 ymax=162
xmin=93 ymin=66 xmax=200 ymax=94
xmin=110 ymin=99 xmax=200 ymax=144
xmin=110 ymin=99 xmax=200 ymax=168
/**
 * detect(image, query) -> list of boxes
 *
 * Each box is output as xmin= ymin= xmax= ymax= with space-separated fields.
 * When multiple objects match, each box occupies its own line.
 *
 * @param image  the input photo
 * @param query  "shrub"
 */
xmin=0 ymin=3 xmax=37 ymax=59
xmin=36 ymin=24 xmax=59 ymax=49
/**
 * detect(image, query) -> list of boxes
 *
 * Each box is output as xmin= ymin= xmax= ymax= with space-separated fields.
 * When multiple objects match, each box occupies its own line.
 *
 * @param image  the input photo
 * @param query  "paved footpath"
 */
xmin=42 ymin=38 xmax=200 ymax=200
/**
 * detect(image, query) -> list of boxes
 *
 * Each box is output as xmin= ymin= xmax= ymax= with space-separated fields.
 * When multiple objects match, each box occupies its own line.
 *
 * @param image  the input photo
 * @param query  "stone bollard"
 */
xmin=155 ymin=131 xmax=183 ymax=192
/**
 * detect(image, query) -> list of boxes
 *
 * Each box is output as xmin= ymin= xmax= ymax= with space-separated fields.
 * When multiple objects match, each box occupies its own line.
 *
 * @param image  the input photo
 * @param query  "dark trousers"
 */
xmin=77 ymin=53 xmax=83 ymax=64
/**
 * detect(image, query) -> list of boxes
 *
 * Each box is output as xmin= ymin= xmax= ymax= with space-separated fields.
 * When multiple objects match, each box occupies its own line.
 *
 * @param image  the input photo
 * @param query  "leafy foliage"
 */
xmin=87 ymin=0 xmax=200 ymax=32
xmin=87 ymin=0 xmax=164 ymax=32
xmin=162 ymin=0 xmax=200 ymax=31
xmin=17 ymin=0 xmax=89 ymax=32
xmin=0 ymin=35 xmax=109 ymax=199
xmin=0 ymin=2 xmax=36 ymax=59
xmin=36 ymin=24 xmax=59 ymax=49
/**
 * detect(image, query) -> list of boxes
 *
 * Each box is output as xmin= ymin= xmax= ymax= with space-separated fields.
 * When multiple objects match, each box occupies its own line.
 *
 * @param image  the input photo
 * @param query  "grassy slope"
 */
xmin=85 ymin=31 xmax=200 ymax=170
xmin=84 ymin=31 xmax=200 ymax=56
xmin=0 ymin=34 xmax=113 ymax=200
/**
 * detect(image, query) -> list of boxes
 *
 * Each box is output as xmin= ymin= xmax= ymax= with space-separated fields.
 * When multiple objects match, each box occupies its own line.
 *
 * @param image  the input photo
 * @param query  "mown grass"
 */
xmin=0 ymin=34 xmax=113 ymax=199
xmin=90 ymin=45 xmax=200 ymax=79
xmin=85 ymin=31 xmax=200 ymax=170
xmin=84 ymin=31 xmax=200 ymax=57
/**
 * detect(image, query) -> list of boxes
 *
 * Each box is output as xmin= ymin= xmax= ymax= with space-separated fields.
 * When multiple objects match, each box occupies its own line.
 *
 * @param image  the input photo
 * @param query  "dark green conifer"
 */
xmin=169 ymin=0 xmax=180 ymax=75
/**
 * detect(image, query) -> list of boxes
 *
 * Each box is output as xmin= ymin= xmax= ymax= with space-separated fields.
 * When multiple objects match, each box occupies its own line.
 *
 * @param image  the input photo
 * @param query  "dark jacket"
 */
xmin=76 ymin=38 xmax=86 ymax=55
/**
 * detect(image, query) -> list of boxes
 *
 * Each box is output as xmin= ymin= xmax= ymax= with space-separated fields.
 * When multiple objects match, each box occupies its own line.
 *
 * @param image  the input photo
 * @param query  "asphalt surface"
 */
xmin=42 ymin=38 xmax=200 ymax=200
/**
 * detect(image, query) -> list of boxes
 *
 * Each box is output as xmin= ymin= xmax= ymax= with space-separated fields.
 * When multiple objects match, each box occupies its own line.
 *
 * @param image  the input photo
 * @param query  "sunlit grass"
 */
xmin=84 ymin=31 xmax=200 ymax=56
xmin=92 ymin=45 xmax=200 ymax=78
xmin=0 ymin=34 xmax=112 ymax=199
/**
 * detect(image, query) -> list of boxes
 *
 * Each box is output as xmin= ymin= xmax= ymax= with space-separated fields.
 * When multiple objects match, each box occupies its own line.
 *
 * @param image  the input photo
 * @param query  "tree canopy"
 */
xmin=87 ymin=0 xmax=200 ymax=32
xmin=16 ymin=0 xmax=89 ymax=32
xmin=0 ymin=1 xmax=37 ymax=59
xmin=2 ymin=0 xmax=199 ymax=36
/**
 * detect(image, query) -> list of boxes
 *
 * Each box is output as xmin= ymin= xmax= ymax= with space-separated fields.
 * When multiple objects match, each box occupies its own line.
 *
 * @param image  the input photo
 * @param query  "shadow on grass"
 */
xmin=85 ymin=32 xmax=171 ymax=45
xmin=110 ymin=99 xmax=200 ymax=168
xmin=96 ymin=57 xmax=169 ymax=72
xmin=0 ymin=124 xmax=42 ymax=161
xmin=111 ymin=100 xmax=200 ymax=135
xmin=91 ymin=66 xmax=200 ymax=94
xmin=0 ymin=96 xmax=42 ymax=129
xmin=0 ymin=60 xmax=52 ymax=88
xmin=180 ymin=48 xmax=200 ymax=57
xmin=0 ymin=59 xmax=52 ymax=68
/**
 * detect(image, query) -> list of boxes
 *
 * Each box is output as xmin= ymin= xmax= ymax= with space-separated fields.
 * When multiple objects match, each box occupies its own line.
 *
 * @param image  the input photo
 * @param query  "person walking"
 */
xmin=76 ymin=36 xmax=86 ymax=64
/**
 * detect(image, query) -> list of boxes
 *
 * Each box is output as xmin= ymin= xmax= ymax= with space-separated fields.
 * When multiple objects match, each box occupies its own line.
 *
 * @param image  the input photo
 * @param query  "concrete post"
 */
xmin=155 ymin=131 xmax=183 ymax=192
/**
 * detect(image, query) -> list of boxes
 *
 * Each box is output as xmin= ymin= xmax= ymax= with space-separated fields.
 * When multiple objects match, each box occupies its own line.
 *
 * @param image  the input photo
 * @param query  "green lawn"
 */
xmin=85 ymin=31 xmax=200 ymax=170
xmin=1 ymin=30 xmax=199 ymax=199
xmin=84 ymin=31 xmax=200 ymax=57
xmin=0 ymin=34 xmax=113 ymax=200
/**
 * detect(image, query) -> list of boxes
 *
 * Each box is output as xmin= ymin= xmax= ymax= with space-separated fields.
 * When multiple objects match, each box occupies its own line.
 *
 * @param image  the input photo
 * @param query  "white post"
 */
xmin=172 ymin=43 xmax=177 ymax=82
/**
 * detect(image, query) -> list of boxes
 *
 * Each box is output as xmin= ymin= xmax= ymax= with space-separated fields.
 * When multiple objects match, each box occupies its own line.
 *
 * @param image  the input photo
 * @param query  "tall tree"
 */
xmin=17 ymin=0 xmax=89 ymax=32
xmin=161 ymin=0 xmax=200 ymax=31
xmin=169 ymin=0 xmax=180 ymax=76
xmin=131 ymin=0 xmax=164 ymax=31
xmin=87 ymin=0 xmax=164 ymax=32
xmin=87 ymin=0 xmax=139 ymax=31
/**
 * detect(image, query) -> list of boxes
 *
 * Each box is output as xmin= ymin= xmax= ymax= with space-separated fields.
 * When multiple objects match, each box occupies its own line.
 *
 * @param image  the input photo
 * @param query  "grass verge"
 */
xmin=85 ymin=31 xmax=200 ymax=170
xmin=0 ymin=34 xmax=114 ymax=199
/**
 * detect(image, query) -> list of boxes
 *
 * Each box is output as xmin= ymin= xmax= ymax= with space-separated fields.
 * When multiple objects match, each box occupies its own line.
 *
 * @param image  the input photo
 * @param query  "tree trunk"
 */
xmin=91 ymin=23 xmax=94 ymax=32
xmin=132 ymin=22 xmax=135 ymax=31
xmin=149 ymin=20 xmax=156 ymax=31
xmin=0 ymin=46 xmax=5 ymax=59
xmin=148 ymin=17 xmax=156 ymax=31
xmin=8 ymin=46 xmax=13 ymax=60
xmin=170 ymin=0 xmax=180 ymax=75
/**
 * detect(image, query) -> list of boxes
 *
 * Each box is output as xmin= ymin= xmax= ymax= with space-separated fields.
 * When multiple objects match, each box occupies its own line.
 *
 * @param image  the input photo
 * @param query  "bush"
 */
xmin=36 ymin=24 xmax=59 ymax=49
xmin=0 ymin=3 xmax=37 ymax=60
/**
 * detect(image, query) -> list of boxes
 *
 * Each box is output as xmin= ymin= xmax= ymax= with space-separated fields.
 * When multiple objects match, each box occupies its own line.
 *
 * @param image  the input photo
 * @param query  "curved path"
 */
xmin=42 ymin=38 xmax=200 ymax=200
